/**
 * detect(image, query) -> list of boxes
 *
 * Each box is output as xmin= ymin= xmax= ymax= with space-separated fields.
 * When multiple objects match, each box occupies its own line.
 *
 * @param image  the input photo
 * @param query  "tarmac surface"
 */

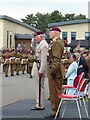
xmin=0 ymin=64 xmax=90 ymax=119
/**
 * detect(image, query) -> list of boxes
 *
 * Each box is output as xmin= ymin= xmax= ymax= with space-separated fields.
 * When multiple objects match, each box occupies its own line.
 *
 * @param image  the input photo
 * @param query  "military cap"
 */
xmin=83 ymin=50 xmax=89 ymax=54
xmin=6 ymin=49 xmax=10 ymax=52
xmin=34 ymin=31 xmax=44 ymax=36
xmin=50 ymin=27 xmax=61 ymax=32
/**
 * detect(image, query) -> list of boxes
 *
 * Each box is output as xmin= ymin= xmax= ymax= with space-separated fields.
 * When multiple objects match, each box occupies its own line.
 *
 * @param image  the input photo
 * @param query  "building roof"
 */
xmin=15 ymin=34 xmax=32 ymax=40
xmin=68 ymin=40 xmax=90 ymax=48
xmin=0 ymin=15 xmax=39 ymax=32
xmin=48 ymin=19 xmax=90 ymax=27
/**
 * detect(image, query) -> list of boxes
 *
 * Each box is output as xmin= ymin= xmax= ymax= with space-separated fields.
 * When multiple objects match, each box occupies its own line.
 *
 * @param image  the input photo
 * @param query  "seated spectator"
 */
xmin=65 ymin=54 xmax=78 ymax=94
xmin=75 ymin=52 xmax=89 ymax=79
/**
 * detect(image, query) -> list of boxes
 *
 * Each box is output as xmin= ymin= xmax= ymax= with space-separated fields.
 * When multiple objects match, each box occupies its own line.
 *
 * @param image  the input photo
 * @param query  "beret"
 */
xmin=5 ymin=50 xmax=9 ymax=52
xmin=34 ymin=31 xmax=44 ymax=36
xmin=83 ymin=51 xmax=88 ymax=54
xmin=50 ymin=27 xmax=61 ymax=32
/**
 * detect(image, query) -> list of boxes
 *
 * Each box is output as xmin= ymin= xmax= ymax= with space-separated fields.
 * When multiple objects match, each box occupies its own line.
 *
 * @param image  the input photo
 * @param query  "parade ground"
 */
xmin=0 ymin=64 xmax=90 ymax=119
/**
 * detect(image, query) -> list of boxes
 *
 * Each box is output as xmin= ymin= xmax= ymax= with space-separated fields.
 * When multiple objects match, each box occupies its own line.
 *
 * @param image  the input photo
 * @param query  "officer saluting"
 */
xmin=31 ymin=31 xmax=48 ymax=110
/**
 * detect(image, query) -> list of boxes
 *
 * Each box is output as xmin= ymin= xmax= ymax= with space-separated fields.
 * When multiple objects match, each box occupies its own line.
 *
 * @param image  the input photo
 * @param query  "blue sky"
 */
xmin=0 ymin=0 xmax=89 ymax=21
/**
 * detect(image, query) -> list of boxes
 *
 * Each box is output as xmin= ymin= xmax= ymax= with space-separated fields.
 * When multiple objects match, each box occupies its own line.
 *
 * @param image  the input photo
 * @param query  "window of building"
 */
xmin=10 ymin=31 xmax=12 ymax=49
xmin=85 ymin=32 xmax=90 ymax=40
xmin=71 ymin=32 xmax=76 ymax=40
xmin=7 ymin=31 xmax=9 ymax=48
xmin=62 ymin=32 xmax=67 ymax=40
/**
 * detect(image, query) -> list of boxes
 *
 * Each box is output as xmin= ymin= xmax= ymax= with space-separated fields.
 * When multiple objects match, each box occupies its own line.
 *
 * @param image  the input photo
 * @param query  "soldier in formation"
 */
xmin=1 ymin=47 xmax=35 ymax=77
xmin=27 ymin=52 xmax=35 ymax=78
xmin=2 ymin=49 xmax=10 ymax=77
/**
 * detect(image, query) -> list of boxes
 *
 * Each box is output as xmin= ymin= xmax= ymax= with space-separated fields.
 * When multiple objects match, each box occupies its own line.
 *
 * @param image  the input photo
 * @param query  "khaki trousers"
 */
xmin=48 ymin=67 xmax=63 ymax=115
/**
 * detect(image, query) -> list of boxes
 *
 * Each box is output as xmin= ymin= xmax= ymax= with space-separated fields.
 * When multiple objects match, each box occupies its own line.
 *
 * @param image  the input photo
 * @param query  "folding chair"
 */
xmin=54 ymin=78 xmax=89 ymax=120
xmin=62 ymin=72 xmax=84 ymax=106
xmin=62 ymin=72 xmax=84 ymax=91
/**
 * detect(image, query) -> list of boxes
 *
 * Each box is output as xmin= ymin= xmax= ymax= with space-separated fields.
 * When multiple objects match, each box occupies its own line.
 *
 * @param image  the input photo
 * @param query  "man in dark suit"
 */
xmin=75 ymin=52 xmax=89 ymax=79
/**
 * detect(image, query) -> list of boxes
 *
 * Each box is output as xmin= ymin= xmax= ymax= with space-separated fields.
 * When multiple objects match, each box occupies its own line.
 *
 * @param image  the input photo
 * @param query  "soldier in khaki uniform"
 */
xmin=21 ymin=52 xmax=27 ymax=74
xmin=15 ymin=51 xmax=22 ymax=75
xmin=2 ymin=50 xmax=10 ymax=77
xmin=27 ymin=53 xmax=34 ymax=78
xmin=46 ymin=27 xmax=64 ymax=118
xmin=9 ymin=50 xmax=16 ymax=76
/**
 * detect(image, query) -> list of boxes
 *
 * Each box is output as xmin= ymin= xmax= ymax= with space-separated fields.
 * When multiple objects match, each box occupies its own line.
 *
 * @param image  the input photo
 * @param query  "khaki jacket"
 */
xmin=48 ymin=37 xmax=65 ymax=79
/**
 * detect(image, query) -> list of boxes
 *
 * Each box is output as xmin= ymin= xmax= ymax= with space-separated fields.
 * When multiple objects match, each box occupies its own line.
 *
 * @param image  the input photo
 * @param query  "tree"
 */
xmin=21 ymin=11 xmax=86 ymax=31
xmin=64 ymin=13 xmax=75 ymax=21
xmin=75 ymin=14 xmax=86 ymax=20
xmin=35 ymin=12 xmax=50 ymax=31
xmin=21 ymin=14 xmax=36 ymax=26
xmin=50 ymin=10 xmax=63 ymax=23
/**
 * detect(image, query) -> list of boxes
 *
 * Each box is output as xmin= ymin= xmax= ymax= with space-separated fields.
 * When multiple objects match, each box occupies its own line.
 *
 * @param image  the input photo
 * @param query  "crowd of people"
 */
xmin=0 ymin=27 xmax=90 ymax=118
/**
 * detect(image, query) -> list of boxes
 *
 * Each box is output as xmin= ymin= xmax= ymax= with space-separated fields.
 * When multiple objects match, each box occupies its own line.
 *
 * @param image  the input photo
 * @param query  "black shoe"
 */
xmin=11 ymin=74 xmax=14 ymax=76
xmin=22 ymin=73 xmax=24 ymax=74
xmin=16 ymin=73 xmax=19 ymax=75
xmin=48 ymin=96 xmax=50 ymax=101
xmin=45 ymin=113 xmax=59 ymax=118
xmin=5 ymin=75 xmax=8 ymax=77
xmin=30 ymin=76 xmax=33 ymax=78
xmin=45 ymin=114 xmax=55 ymax=118
xmin=31 ymin=106 xmax=45 ymax=110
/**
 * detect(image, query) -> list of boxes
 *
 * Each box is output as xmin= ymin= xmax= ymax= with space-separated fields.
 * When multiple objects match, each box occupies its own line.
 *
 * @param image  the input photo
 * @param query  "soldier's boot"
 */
xmin=16 ymin=71 xmax=19 ymax=75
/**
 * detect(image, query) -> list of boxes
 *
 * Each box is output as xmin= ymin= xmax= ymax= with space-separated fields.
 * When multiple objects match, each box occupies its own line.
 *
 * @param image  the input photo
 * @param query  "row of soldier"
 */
xmin=1 ymin=48 xmax=35 ymax=78
xmin=1 ymin=46 xmax=90 ymax=79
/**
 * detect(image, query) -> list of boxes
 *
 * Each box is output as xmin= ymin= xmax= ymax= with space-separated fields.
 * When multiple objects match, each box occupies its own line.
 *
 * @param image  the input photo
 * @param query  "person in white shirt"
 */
xmin=31 ymin=31 xmax=48 ymax=110
xmin=65 ymin=54 xmax=78 ymax=94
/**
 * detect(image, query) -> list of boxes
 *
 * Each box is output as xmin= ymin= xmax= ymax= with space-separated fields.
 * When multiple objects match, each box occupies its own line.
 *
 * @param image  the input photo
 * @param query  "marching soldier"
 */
xmin=46 ymin=27 xmax=64 ymax=118
xmin=21 ymin=51 xmax=27 ymax=74
xmin=27 ymin=53 xmax=34 ymax=78
xmin=9 ymin=50 xmax=16 ymax=76
xmin=2 ymin=49 xmax=10 ymax=77
xmin=31 ymin=31 xmax=48 ymax=110
xmin=15 ymin=51 xmax=22 ymax=75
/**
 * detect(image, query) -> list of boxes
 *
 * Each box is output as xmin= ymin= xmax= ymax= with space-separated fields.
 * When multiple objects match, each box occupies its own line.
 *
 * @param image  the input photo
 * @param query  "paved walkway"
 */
xmin=0 ymin=64 xmax=90 ymax=119
xmin=0 ymin=64 xmax=49 ymax=106
xmin=1 ymin=99 xmax=90 ymax=119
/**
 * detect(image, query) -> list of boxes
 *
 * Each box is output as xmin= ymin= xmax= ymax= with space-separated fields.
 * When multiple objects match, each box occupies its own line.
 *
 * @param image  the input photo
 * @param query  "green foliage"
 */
xmin=21 ymin=10 xmax=86 ymax=31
